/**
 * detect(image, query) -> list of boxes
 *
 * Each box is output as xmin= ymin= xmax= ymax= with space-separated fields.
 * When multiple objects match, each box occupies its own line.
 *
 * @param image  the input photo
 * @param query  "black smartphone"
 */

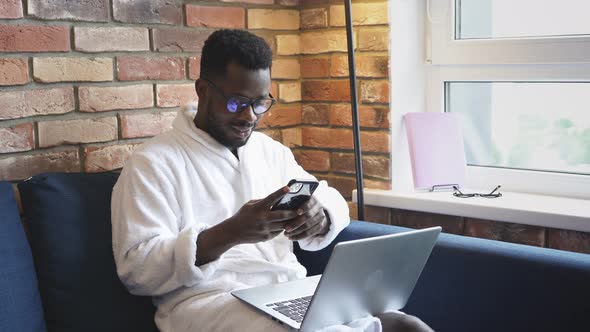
xmin=271 ymin=179 xmax=319 ymax=211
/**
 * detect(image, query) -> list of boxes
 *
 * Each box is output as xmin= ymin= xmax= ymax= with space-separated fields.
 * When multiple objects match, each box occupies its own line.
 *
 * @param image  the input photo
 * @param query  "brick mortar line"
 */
xmin=0 ymin=18 xmax=203 ymax=29
xmin=109 ymin=0 xmax=114 ymax=22
xmin=330 ymin=171 xmax=391 ymax=182
xmin=80 ymin=136 xmax=148 ymax=148
xmin=21 ymin=0 xmax=28 ymax=17
xmin=258 ymin=125 xmax=302 ymax=131
xmin=115 ymin=112 xmax=123 ymax=141
xmin=307 ymin=125 xmax=391 ymax=132
xmin=299 ymin=51 xmax=390 ymax=58
xmin=72 ymin=84 xmax=80 ymax=116
xmin=184 ymin=56 xmax=191 ymax=80
xmin=299 ymin=51 xmax=390 ymax=57
xmin=0 ymin=18 xmax=345 ymax=33
xmin=0 ymin=144 xmax=82 ymax=160
xmin=299 ymin=25 xmax=390 ymax=32
xmin=78 ymin=145 xmax=86 ymax=172
xmin=296 ymin=148 xmax=391 ymax=156
xmin=69 ymin=23 xmax=75 ymax=51
xmin=0 ymin=80 xmax=195 ymax=93
xmin=300 ymin=77 xmax=389 ymax=81
xmin=297 ymin=3 xmax=348 ymax=10
xmin=317 ymin=172 xmax=390 ymax=181
xmin=294 ymin=146 xmax=390 ymax=156
xmin=181 ymin=2 xmax=187 ymax=27
xmin=299 ymin=1 xmax=388 ymax=11
xmin=1 ymin=51 xmax=199 ymax=57
xmin=302 ymin=75 xmax=390 ymax=80
xmin=184 ymin=0 xmax=284 ymax=9
xmin=300 ymin=103 xmax=391 ymax=107
xmin=111 ymin=57 xmax=118 ymax=82
xmin=32 ymin=121 xmax=39 ymax=150
xmin=300 ymin=100 xmax=389 ymax=106
xmin=271 ymin=78 xmax=303 ymax=82
xmin=299 ymin=49 xmax=390 ymax=56
xmin=148 ymin=28 xmax=154 ymax=52
xmin=243 ymin=2 xmax=249 ymax=28
xmin=25 ymin=54 xmax=34 ymax=85
xmin=1 ymin=106 xmax=180 ymax=126
xmin=152 ymin=83 xmax=158 ymax=109
xmin=299 ymin=123 xmax=382 ymax=129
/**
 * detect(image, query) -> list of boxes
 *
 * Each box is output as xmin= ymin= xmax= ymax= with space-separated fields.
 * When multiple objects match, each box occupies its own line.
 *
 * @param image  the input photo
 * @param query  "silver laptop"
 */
xmin=232 ymin=226 xmax=441 ymax=331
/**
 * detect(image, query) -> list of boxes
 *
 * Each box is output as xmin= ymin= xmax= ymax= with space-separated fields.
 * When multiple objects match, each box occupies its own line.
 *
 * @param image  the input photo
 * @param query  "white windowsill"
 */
xmin=354 ymin=189 xmax=590 ymax=233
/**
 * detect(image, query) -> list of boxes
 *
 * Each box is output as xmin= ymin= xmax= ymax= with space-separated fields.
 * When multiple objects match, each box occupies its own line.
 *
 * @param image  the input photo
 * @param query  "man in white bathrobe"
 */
xmin=111 ymin=29 xmax=432 ymax=332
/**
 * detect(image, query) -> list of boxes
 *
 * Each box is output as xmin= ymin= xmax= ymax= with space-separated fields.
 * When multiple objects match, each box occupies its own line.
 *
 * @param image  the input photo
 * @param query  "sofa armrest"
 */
xmin=0 ymin=181 xmax=46 ymax=331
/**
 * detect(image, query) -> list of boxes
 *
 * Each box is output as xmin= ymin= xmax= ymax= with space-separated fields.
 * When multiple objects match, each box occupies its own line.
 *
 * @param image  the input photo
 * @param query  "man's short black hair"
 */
xmin=200 ymin=29 xmax=272 ymax=80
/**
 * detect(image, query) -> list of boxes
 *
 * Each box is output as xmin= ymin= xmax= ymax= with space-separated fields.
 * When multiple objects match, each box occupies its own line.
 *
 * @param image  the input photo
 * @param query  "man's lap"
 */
xmin=159 ymin=292 xmax=287 ymax=332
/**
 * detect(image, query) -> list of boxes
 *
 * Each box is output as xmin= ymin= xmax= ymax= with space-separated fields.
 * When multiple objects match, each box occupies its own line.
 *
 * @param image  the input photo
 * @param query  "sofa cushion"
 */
xmin=0 ymin=181 xmax=46 ymax=332
xmin=18 ymin=173 xmax=158 ymax=332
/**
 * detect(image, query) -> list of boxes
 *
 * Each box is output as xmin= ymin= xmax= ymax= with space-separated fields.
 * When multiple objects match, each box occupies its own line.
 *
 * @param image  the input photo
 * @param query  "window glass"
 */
xmin=446 ymin=82 xmax=590 ymax=176
xmin=456 ymin=0 xmax=590 ymax=39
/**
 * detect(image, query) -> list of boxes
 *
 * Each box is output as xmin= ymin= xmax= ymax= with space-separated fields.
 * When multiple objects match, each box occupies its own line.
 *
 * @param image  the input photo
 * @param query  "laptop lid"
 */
xmin=300 ymin=226 xmax=441 ymax=331
xmin=233 ymin=227 xmax=441 ymax=331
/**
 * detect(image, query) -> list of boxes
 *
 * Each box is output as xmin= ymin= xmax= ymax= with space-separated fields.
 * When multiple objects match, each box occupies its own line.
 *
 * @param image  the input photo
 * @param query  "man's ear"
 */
xmin=195 ymin=79 xmax=208 ymax=100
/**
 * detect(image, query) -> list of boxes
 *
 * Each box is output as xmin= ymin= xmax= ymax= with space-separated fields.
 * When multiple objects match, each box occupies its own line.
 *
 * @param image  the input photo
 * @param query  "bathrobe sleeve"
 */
xmin=279 ymin=146 xmax=350 ymax=251
xmin=111 ymin=154 xmax=220 ymax=296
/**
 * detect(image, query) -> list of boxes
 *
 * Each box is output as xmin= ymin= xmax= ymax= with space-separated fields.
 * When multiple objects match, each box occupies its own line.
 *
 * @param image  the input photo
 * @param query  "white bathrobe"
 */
xmin=111 ymin=104 xmax=381 ymax=332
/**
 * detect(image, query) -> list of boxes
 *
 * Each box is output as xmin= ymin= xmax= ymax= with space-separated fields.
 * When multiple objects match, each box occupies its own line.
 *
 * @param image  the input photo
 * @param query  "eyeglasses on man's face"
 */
xmin=452 ymin=185 xmax=502 ymax=198
xmin=201 ymin=77 xmax=276 ymax=115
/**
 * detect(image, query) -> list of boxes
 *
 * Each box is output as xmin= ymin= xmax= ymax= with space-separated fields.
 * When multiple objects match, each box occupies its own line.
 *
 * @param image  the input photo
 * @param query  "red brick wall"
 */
xmin=0 ymin=0 xmax=390 ymax=215
xmin=0 ymin=0 xmax=302 ymax=178
xmin=296 ymin=0 xmax=391 ymax=219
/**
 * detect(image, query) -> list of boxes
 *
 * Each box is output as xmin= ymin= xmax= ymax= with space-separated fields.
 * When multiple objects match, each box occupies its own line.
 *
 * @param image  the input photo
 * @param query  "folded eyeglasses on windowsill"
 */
xmin=452 ymin=185 xmax=502 ymax=198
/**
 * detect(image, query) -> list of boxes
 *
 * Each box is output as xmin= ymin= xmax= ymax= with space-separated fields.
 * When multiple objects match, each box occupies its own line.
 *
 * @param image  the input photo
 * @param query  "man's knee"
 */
xmin=376 ymin=311 xmax=434 ymax=332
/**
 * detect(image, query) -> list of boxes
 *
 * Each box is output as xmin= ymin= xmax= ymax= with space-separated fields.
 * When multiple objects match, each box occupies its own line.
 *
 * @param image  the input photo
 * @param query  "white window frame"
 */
xmin=424 ymin=0 xmax=590 ymax=200
xmin=429 ymin=0 xmax=590 ymax=65
xmin=364 ymin=0 xmax=590 ymax=232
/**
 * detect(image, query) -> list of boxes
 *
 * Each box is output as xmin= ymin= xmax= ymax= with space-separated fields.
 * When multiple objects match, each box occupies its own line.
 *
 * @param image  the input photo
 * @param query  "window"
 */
xmin=456 ymin=0 xmax=590 ymax=40
xmin=425 ymin=0 xmax=590 ymax=199
xmin=447 ymin=82 xmax=590 ymax=176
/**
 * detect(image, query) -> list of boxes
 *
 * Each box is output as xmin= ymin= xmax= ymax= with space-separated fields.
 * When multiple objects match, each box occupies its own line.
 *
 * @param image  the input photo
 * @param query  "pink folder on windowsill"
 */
xmin=404 ymin=112 xmax=467 ymax=191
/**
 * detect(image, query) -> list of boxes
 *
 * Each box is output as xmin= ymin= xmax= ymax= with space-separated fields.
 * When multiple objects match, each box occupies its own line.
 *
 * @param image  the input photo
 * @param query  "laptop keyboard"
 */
xmin=266 ymin=296 xmax=312 ymax=323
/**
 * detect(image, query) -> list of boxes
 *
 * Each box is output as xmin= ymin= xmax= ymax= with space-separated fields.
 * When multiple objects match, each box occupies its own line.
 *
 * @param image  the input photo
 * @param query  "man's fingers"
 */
xmin=289 ymin=221 xmax=324 ymax=241
xmin=286 ymin=205 xmax=323 ymax=233
xmin=266 ymin=209 xmax=298 ymax=223
xmin=260 ymin=186 xmax=290 ymax=209
xmin=266 ymin=220 xmax=290 ymax=232
xmin=286 ymin=210 xmax=324 ymax=238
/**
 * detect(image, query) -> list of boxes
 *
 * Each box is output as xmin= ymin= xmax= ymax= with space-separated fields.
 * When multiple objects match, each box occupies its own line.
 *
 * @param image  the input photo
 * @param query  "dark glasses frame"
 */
xmin=201 ymin=77 xmax=276 ymax=115
xmin=452 ymin=185 xmax=502 ymax=198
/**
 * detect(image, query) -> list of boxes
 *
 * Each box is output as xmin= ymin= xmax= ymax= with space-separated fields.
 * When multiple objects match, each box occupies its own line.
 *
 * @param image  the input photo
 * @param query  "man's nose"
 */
xmin=237 ymin=104 xmax=258 ymax=123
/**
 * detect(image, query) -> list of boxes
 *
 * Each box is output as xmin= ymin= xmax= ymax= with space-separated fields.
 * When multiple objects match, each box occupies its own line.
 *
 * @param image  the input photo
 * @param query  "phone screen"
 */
xmin=271 ymin=180 xmax=319 ymax=211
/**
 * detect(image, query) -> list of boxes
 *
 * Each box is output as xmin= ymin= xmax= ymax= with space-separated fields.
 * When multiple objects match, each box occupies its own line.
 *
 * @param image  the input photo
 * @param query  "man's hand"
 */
xmin=283 ymin=196 xmax=330 ymax=241
xmin=196 ymin=186 xmax=299 ymax=266
xmin=225 ymin=186 xmax=300 ymax=244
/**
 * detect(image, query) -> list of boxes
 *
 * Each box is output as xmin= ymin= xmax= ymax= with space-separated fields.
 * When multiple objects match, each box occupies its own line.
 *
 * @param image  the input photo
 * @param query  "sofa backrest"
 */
xmin=0 ymin=181 xmax=46 ymax=332
xmin=17 ymin=172 xmax=158 ymax=332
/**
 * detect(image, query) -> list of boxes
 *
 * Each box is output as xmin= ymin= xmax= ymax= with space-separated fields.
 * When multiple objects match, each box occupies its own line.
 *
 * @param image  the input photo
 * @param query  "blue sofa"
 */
xmin=1 ymin=172 xmax=589 ymax=332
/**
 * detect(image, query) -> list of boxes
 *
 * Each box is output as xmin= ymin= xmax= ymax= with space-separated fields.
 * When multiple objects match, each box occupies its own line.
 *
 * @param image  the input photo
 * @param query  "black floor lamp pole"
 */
xmin=344 ymin=0 xmax=365 ymax=221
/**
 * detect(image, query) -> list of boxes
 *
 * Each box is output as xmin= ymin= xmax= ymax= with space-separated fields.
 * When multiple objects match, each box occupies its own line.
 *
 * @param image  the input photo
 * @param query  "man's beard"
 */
xmin=205 ymin=110 xmax=257 ymax=149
